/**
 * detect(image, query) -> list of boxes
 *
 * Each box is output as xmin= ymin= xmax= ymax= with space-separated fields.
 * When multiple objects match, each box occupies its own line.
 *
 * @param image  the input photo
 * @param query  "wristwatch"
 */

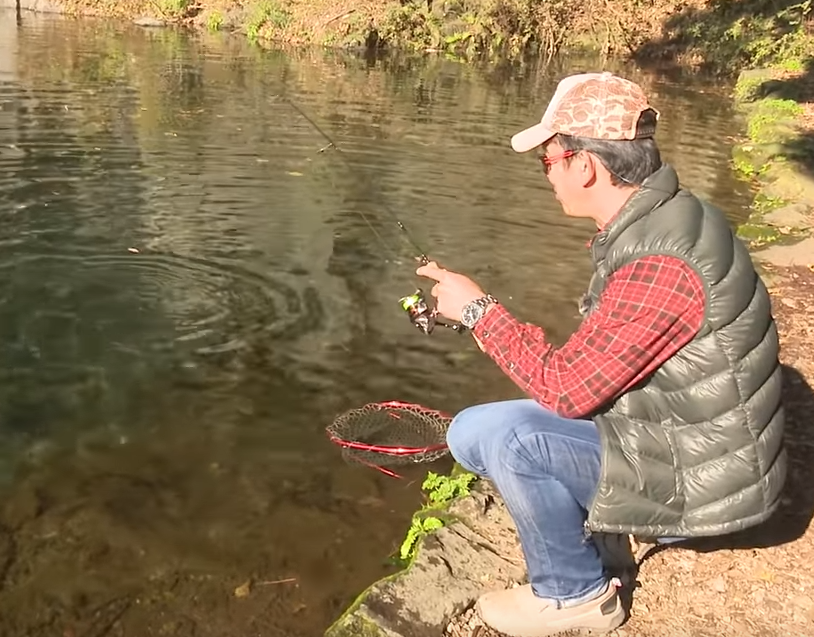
xmin=460 ymin=294 xmax=499 ymax=329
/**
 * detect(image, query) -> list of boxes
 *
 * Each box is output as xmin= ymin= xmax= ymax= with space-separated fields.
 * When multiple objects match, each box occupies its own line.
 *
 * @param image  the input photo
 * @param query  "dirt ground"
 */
xmin=446 ymin=262 xmax=814 ymax=637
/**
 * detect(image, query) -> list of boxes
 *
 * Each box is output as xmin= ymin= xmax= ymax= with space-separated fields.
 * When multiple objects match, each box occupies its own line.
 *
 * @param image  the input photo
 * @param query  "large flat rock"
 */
xmin=755 ymin=236 xmax=814 ymax=267
xmin=324 ymin=482 xmax=526 ymax=637
xmin=324 ymin=479 xmax=643 ymax=637
xmin=763 ymin=203 xmax=811 ymax=229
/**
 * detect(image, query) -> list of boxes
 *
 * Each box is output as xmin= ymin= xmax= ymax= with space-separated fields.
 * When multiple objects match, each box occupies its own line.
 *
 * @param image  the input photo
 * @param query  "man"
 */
xmin=416 ymin=72 xmax=786 ymax=637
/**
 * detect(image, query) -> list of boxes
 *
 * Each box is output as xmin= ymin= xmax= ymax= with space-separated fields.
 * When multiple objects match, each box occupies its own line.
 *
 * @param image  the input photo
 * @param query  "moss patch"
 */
xmin=323 ymin=575 xmax=401 ymax=637
xmin=746 ymin=98 xmax=804 ymax=144
xmin=324 ymin=477 xmax=526 ymax=637
xmin=395 ymin=468 xmax=477 ymax=565
xmin=730 ymin=61 xmax=814 ymax=253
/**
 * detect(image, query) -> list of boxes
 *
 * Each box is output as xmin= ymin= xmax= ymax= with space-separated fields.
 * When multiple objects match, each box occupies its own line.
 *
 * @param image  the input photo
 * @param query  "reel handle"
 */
xmin=433 ymin=316 xmax=467 ymax=334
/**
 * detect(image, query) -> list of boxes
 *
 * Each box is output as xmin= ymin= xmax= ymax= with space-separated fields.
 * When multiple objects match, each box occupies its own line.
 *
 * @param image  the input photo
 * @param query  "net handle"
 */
xmin=351 ymin=455 xmax=402 ymax=479
xmin=326 ymin=436 xmax=448 ymax=456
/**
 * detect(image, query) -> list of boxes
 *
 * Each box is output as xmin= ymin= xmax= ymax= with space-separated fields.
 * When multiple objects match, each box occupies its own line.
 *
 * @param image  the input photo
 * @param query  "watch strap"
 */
xmin=461 ymin=294 xmax=499 ymax=329
xmin=473 ymin=294 xmax=499 ymax=309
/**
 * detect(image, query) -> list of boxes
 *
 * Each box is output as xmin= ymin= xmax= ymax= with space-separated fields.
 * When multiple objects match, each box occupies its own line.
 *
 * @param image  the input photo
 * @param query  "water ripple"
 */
xmin=0 ymin=248 xmax=324 ymax=357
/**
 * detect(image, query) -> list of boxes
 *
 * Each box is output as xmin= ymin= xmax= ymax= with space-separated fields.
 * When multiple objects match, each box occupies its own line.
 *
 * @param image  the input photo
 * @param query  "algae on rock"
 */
xmin=731 ymin=66 xmax=814 ymax=253
xmin=324 ymin=480 xmax=526 ymax=637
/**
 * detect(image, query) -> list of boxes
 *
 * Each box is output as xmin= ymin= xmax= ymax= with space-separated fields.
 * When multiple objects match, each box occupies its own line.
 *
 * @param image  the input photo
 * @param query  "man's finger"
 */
xmin=430 ymin=283 xmax=441 ymax=298
xmin=416 ymin=261 xmax=446 ymax=281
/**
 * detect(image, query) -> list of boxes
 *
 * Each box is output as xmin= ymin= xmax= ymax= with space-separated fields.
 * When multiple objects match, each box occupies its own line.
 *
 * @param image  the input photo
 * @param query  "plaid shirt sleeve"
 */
xmin=471 ymin=255 xmax=705 ymax=419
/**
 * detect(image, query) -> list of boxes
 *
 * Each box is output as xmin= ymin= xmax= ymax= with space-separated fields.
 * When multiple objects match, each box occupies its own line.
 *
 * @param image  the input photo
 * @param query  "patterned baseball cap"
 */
xmin=510 ymin=72 xmax=659 ymax=153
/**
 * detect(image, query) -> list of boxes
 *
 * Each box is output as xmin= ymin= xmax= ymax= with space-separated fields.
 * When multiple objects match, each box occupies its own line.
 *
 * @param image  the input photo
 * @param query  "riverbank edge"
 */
xmin=729 ymin=67 xmax=814 ymax=268
xmin=322 ymin=470 xmax=530 ymax=637
xmin=4 ymin=0 xmax=599 ymax=57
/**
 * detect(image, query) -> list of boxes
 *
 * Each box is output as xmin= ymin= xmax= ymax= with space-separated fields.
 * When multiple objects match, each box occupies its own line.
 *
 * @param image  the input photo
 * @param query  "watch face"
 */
xmin=461 ymin=302 xmax=483 ymax=328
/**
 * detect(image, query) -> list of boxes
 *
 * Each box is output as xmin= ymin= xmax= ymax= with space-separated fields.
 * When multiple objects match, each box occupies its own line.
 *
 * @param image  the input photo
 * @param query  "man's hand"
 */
xmin=415 ymin=261 xmax=486 ymax=323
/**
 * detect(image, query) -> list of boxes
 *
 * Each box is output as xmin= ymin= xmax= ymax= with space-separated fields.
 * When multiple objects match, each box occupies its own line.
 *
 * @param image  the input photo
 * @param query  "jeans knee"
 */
xmin=445 ymin=405 xmax=480 ymax=463
xmin=446 ymin=403 xmax=516 ymax=475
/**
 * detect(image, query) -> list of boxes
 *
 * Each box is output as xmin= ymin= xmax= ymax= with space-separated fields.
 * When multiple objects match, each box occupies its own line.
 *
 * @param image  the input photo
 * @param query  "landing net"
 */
xmin=326 ymin=401 xmax=451 ymax=477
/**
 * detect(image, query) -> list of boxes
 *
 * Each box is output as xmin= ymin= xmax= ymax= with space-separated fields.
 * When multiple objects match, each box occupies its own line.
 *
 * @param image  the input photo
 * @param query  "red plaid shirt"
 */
xmin=472 ymin=255 xmax=705 ymax=419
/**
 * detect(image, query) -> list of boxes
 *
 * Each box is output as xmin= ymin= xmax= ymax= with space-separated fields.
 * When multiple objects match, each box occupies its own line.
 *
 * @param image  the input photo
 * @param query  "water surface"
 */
xmin=0 ymin=12 xmax=754 ymax=636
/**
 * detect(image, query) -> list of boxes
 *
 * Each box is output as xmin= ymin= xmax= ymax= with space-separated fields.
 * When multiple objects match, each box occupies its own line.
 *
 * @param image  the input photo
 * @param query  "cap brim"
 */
xmin=510 ymin=122 xmax=556 ymax=153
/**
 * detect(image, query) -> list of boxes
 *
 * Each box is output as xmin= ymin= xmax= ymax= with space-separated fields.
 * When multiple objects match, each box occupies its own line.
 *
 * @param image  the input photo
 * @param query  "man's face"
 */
xmin=539 ymin=139 xmax=582 ymax=218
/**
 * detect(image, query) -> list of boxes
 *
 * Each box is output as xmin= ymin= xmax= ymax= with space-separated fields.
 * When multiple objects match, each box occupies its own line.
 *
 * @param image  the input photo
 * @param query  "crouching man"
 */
xmin=417 ymin=71 xmax=786 ymax=637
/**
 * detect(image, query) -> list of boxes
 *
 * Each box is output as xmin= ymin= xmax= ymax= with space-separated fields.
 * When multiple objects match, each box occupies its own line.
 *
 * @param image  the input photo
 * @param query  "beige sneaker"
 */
xmin=476 ymin=579 xmax=625 ymax=637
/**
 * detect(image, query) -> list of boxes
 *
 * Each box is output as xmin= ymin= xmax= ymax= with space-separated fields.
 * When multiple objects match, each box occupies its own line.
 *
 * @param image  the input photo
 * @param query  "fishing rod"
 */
xmin=282 ymin=98 xmax=430 ymax=262
xmin=279 ymin=95 xmax=466 ymax=336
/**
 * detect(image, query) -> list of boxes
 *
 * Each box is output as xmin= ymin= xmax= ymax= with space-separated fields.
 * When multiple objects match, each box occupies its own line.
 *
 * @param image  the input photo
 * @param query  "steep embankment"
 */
xmin=12 ymin=0 xmax=814 ymax=74
xmin=6 ymin=0 xmax=780 ymax=65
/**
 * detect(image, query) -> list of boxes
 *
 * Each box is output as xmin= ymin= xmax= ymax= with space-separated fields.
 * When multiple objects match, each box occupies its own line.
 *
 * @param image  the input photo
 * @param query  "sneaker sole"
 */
xmin=484 ymin=604 xmax=626 ymax=637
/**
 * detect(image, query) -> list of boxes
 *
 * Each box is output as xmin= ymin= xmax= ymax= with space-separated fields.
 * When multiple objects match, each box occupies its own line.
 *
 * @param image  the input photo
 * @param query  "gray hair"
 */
xmin=555 ymin=110 xmax=662 ymax=186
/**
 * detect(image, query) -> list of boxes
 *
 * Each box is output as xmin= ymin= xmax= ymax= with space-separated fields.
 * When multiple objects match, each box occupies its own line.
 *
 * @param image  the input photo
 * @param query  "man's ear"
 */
xmin=578 ymin=152 xmax=598 ymax=188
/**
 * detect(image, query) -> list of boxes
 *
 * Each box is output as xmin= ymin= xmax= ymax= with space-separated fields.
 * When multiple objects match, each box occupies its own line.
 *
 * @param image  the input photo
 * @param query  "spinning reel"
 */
xmin=399 ymin=289 xmax=466 ymax=335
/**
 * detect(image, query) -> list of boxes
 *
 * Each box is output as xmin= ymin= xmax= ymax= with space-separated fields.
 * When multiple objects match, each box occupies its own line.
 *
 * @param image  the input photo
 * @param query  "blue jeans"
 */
xmin=447 ymin=399 xmax=608 ymax=608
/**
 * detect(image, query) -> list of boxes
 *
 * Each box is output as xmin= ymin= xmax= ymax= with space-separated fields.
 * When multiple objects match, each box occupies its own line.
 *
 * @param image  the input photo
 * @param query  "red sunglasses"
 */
xmin=539 ymin=150 xmax=576 ymax=174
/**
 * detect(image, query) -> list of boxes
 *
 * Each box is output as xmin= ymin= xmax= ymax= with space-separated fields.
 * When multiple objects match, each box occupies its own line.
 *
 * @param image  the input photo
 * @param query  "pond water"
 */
xmin=0 ymin=10 xmax=755 ymax=637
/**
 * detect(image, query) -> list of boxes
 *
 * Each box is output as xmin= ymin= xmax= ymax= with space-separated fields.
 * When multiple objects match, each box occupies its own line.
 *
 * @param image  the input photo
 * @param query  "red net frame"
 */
xmin=326 ymin=400 xmax=452 ymax=478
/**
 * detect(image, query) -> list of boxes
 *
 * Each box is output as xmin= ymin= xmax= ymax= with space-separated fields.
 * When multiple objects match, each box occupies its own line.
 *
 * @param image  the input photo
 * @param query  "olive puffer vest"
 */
xmin=582 ymin=164 xmax=786 ymax=538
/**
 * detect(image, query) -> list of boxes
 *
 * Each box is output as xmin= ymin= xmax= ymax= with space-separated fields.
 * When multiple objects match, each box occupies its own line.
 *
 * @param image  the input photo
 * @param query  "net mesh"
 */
xmin=326 ymin=401 xmax=451 ymax=468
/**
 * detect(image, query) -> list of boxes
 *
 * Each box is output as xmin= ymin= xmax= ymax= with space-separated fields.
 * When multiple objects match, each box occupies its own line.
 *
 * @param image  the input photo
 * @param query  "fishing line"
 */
xmin=273 ymin=94 xmax=465 ymax=336
xmin=275 ymin=95 xmax=431 ymax=266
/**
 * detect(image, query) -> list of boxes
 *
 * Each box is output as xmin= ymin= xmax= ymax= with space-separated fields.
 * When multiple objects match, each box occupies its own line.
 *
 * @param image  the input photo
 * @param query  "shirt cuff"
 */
xmin=471 ymin=303 xmax=508 ymax=344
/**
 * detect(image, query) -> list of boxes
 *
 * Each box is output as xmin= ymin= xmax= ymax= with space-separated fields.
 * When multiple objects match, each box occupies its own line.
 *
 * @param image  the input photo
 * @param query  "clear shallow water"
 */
xmin=0 ymin=11 xmax=755 ymax=636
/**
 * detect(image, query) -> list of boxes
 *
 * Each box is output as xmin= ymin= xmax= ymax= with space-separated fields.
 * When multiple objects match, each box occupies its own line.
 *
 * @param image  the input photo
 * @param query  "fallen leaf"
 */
xmin=234 ymin=581 xmax=252 ymax=597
